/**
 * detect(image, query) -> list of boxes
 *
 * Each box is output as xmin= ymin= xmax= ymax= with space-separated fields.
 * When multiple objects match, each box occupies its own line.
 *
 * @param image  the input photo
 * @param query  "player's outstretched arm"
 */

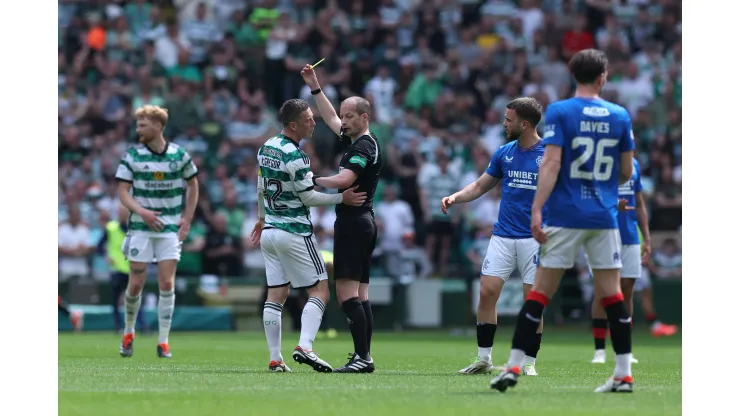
xmin=301 ymin=64 xmax=342 ymax=136
xmin=440 ymin=173 xmax=499 ymax=215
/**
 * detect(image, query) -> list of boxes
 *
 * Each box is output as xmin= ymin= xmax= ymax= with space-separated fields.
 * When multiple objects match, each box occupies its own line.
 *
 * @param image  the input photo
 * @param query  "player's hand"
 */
xmin=250 ymin=219 xmax=265 ymax=245
xmin=177 ymin=218 xmax=191 ymax=241
xmin=618 ymin=199 xmax=635 ymax=212
xmin=641 ymin=239 xmax=652 ymax=265
xmin=300 ymin=64 xmax=320 ymax=89
xmin=440 ymin=196 xmax=455 ymax=215
xmin=531 ymin=209 xmax=547 ymax=244
xmin=341 ymin=186 xmax=367 ymax=206
xmin=139 ymin=209 xmax=164 ymax=231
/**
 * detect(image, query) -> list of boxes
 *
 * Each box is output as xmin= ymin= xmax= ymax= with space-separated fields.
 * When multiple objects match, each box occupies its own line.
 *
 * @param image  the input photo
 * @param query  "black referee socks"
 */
xmin=342 ymin=297 xmax=370 ymax=360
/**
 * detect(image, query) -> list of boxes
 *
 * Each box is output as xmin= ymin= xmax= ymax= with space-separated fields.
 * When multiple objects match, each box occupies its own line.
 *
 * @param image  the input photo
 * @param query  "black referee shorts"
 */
xmin=333 ymin=212 xmax=377 ymax=284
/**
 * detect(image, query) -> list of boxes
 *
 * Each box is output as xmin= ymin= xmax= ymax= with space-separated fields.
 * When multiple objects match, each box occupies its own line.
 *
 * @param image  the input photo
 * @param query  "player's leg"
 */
xmin=111 ymin=272 xmax=127 ymax=333
xmin=119 ymin=235 xmax=153 ymax=357
xmin=491 ymin=227 xmax=582 ymax=392
xmin=588 ymin=230 xmax=634 ymax=393
xmin=591 ymin=296 xmax=609 ymax=363
xmin=152 ymin=235 xmax=183 ymax=358
xmin=260 ymin=229 xmax=291 ymax=372
xmin=459 ymin=236 xmax=514 ymax=374
xmin=518 ymin=238 xmax=543 ymax=375
xmin=285 ymin=233 xmax=333 ymax=372
xmin=618 ymin=244 xmax=643 ymax=364
xmin=59 ymin=296 xmax=83 ymax=331
xmin=636 ymin=277 xmax=678 ymax=337
xmin=333 ymin=216 xmax=374 ymax=373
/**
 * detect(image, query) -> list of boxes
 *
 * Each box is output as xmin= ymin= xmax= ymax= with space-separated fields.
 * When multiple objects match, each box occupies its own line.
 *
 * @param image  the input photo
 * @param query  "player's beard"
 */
xmin=138 ymin=133 xmax=155 ymax=144
xmin=507 ymin=129 xmax=521 ymax=142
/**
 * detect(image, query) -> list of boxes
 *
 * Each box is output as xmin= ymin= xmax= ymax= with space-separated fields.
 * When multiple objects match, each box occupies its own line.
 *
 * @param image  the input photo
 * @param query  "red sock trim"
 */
xmin=526 ymin=291 xmax=550 ymax=307
xmin=601 ymin=293 xmax=624 ymax=308
xmin=592 ymin=328 xmax=607 ymax=339
xmin=645 ymin=313 xmax=657 ymax=322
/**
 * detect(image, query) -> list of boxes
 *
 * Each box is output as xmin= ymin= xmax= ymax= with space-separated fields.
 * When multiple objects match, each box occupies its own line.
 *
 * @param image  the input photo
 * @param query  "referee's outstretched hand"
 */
xmin=341 ymin=186 xmax=367 ymax=206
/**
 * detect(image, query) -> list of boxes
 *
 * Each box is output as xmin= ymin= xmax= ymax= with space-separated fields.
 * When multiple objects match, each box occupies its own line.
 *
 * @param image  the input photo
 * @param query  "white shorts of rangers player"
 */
xmin=620 ymin=244 xmax=641 ymax=278
xmin=539 ymin=227 xmax=622 ymax=270
xmin=260 ymin=227 xmax=328 ymax=289
xmin=481 ymin=236 xmax=539 ymax=285
xmin=123 ymin=234 xmax=182 ymax=263
xmin=586 ymin=247 xmax=651 ymax=287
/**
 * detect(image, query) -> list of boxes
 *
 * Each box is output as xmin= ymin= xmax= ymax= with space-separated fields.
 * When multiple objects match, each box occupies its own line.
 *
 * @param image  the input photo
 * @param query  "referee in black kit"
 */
xmin=301 ymin=64 xmax=382 ymax=373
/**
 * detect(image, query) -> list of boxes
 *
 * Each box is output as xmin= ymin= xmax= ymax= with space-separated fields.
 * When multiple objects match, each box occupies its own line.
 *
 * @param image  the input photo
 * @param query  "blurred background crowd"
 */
xmin=58 ymin=0 xmax=682 ymax=287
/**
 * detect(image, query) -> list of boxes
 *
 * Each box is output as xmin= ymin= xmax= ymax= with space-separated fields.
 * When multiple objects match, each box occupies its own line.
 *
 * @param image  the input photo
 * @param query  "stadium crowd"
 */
xmin=58 ymin=0 xmax=682 ymax=285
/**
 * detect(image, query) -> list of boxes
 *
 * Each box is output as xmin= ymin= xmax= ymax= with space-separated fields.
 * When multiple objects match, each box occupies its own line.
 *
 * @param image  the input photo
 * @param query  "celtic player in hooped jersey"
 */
xmin=115 ymin=105 xmax=200 ymax=359
xmin=250 ymin=98 xmax=366 ymax=373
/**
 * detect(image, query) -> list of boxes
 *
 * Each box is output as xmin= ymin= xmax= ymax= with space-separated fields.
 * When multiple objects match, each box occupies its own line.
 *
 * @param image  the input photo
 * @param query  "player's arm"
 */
xmin=619 ymin=114 xmax=637 ymax=184
xmin=115 ymin=157 xmax=147 ymax=217
xmin=181 ymin=155 xmax=200 ymax=224
xmin=448 ymin=150 xmax=502 ymax=207
xmin=456 ymin=174 xmax=499 ymax=203
xmin=633 ymin=166 xmax=651 ymax=261
xmin=301 ymin=65 xmax=342 ymax=136
xmin=532 ymin=106 xmax=564 ymax=214
xmin=531 ymin=144 xmax=562 ymax=212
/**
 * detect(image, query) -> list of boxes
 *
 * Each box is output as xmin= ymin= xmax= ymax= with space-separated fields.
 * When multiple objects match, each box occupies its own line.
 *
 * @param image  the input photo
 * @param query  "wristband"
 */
xmin=310 ymin=88 xmax=322 ymax=95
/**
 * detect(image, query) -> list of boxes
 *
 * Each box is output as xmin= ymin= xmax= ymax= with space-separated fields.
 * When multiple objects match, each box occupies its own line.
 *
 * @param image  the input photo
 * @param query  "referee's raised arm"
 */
xmin=301 ymin=63 xmax=382 ymax=373
xmin=301 ymin=64 xmax=342 ymax=137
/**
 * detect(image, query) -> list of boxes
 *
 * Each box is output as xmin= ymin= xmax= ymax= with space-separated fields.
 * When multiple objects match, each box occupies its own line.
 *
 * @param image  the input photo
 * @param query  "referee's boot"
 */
xmin=333 ymin=353 xmax=375 ymax=373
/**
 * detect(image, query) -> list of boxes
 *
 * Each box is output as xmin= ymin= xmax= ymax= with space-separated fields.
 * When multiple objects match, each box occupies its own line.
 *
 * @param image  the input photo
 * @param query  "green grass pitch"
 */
xmin=58 ymin=328 xmax=681 ymax=416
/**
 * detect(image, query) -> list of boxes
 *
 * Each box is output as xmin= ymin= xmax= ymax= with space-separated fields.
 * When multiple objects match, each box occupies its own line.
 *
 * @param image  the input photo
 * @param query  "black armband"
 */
xmin=311 ymin=88 xmax=322 ymax=95
xmin=312 ymin=175 xmax=322 ymax=186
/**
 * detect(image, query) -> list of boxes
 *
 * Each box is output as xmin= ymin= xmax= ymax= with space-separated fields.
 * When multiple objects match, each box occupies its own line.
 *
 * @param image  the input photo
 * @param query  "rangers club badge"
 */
xmin=536 ymin=156 xmax=543 ymax=167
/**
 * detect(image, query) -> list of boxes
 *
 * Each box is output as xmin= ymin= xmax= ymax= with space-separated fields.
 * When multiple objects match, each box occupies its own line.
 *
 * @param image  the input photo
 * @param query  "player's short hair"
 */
xmin=344 ymin=96 xmax=372 ymax=117
xmin=278 ymin=99 xmax=310 ymax=126
xmin=568 ymin=49 xmax=609 ymax=84
xmin=134 ymin=105 xmax=169 ymax=127
xmin=506 ymin=97 xmax=543 ymax=127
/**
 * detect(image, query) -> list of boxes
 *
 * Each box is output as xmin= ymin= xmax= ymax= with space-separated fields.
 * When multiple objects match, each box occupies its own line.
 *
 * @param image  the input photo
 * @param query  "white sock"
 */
xmin=478 ymin=347 xmax=492 ymax=363
xmin=523 ymin=355 xmax=536 ymax=366
xmin=614 ymin=353 xmax=633 ymax=379
xmin=298 ymin=297 xmax=325 ymax=351
xmin=507 ymin=349 xmax=526 ymax=369
xmin=157 ymin=289 xmax=175 ymax=344
xmin=263 ymin=302 xmax=283 ymax=362
xmin=124 ymin=291 xmax=142 ymax=335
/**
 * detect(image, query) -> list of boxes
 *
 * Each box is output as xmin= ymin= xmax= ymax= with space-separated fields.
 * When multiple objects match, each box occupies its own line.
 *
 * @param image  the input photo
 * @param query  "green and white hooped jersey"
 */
xmin=257 ymin=134 xmax=314 ymax=237
xmin=115 ymin=142 xmax=198 ymax=237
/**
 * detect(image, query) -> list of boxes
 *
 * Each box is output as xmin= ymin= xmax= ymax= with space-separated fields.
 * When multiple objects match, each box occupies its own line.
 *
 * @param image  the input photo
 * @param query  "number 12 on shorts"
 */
xmin=570 ymin=137 xmax=618 ymax=181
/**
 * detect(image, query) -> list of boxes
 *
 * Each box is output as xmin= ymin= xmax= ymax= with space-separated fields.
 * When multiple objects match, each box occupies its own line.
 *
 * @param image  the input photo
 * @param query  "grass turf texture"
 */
xmin=59 ymin=328 xmax=681 ymax=416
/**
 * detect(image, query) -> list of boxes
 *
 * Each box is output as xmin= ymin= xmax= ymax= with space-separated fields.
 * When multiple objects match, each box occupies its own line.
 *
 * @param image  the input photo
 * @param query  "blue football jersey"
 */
xmin=541 ymin=98 xmax=635 ymax=229
xmin=618 ymin=158 xmax=643 ymax=245
xmin=485 ymin=140 xmax=545 ymax=239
